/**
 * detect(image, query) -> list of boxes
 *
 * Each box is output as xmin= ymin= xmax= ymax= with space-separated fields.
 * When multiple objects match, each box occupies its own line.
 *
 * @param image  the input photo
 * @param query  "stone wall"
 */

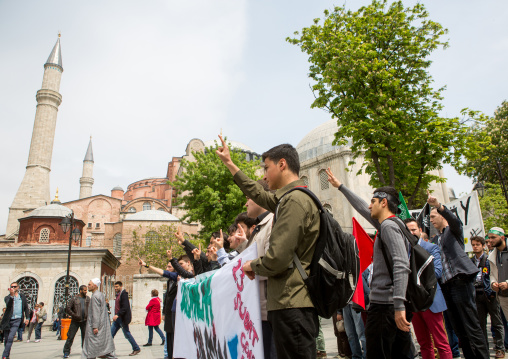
xmin=131 ymin=274 xmax=166 ymax=324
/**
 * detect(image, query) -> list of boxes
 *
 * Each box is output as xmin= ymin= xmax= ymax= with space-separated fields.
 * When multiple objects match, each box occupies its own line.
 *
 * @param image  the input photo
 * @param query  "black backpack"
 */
xmin=379 ymin=217 xmax=437 ymax=312
xmin=275 ymin=187 xmax=360 ymax=319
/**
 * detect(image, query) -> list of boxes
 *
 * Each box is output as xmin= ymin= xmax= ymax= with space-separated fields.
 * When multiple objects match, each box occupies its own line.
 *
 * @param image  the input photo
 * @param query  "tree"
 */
xmin=125 ymin=224 xmax=206 ymax=269
xmin=479 ymin=183 xmax=508 ymax=232
xmin=287 ymin=0 xmax=488 ymax=208
xmin=171 ymin=141 xmax=261 ymax=241
xmin=466 ymin=101 xmax=508 ymax=191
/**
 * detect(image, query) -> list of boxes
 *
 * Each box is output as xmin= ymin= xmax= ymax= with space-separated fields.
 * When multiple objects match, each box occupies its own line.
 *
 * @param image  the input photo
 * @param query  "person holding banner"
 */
xmin=216 ymin=136 xmax=320 ymax=359
xmin=427 ymin=192 xmax=488 ymax=359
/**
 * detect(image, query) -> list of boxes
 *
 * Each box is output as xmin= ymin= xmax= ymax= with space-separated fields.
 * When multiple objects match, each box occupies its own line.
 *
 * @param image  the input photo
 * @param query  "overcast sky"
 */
xmin=1 ymin=1 xmax=507 ymax=233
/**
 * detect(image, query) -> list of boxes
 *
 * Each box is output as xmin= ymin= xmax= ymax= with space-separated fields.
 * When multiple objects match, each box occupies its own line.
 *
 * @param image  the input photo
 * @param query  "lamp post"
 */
xmin=59 ymin=211 xmax=82 ymax=311
xmin=473 ymin=182 xmax=485 ymax=198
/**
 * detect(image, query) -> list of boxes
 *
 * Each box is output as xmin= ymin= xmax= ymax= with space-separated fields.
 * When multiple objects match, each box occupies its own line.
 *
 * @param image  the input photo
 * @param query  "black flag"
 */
xmin=416 ymin=203 xmax=438 ymax=242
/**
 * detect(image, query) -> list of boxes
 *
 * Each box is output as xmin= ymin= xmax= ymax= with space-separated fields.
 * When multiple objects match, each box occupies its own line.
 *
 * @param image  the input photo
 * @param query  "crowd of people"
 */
xmin=1 ymin=136 xmax=507 ymax=359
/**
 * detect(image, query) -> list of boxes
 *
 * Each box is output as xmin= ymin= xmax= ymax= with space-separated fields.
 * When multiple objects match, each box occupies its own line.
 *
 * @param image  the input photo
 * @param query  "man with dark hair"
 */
xmin=217 ymin=136 xmax=320 ymax=359
xmin=427 ymin=192 xmax=488 ymax=358
xmin=470 ymin=235 xmax=505 ymax=357
xmin=111 ymin=281 xmax=140 ymax=356
xmin=326 ymin=168 xmax=412 ymax=359
xmin=404 ymin=218 xmax=452 ymax=359
xmin=216 ymin=212 xmax=256 ymax=266
xmin=1 ymin=282 xmax=30 ymax=359
xmin=63 ymin=285 xmax=90 ymax=358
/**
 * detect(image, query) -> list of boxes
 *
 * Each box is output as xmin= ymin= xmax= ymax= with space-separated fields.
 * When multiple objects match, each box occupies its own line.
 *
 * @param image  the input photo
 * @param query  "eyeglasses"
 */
xmin=10 ymin=286 xmax=18 ymax=288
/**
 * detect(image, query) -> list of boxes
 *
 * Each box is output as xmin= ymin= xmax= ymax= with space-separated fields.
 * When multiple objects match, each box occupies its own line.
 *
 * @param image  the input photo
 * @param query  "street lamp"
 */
xmin=59 ymin=211 xmax=82 ymax=313
xmin=473 ymin=182 xmax=485 ymax=198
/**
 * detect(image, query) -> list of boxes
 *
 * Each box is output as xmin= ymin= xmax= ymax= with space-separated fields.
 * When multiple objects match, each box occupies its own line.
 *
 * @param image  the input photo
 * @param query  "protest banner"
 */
xmin=413 ymin=191 xmax=484 ymax=252
xmin=173 ymin=244 xmax=264 ymax=359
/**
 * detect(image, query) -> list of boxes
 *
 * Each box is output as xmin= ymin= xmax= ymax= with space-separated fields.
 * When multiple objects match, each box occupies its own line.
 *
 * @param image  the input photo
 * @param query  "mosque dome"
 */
xmin=296 ymin=119 xmax=352 ymax=163
xmin=112 ymin=186 xmax=124 ymax=191
xmin=25 ymin=203 xmax=72 ymax=218
xmin=124 ymin=209 xmax=180 ymax=222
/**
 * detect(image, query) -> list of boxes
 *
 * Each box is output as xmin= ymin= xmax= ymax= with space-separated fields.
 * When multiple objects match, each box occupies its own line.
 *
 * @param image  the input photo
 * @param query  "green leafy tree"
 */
xmin=466 ymin=101 xmax=508 ymax=187
xmin=171 ymin=141 xmax=261 ymax=241
xmin=287 ymin=0 xmax=488 ymax=208
xmin=125 ymin=224 xmax=205 ymax=269
xmin=479 ymin=183 xmax=508 ymax=231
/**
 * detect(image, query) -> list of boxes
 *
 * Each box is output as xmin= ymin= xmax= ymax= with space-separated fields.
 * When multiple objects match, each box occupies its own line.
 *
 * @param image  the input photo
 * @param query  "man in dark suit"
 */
xmin=110 ymin=281 xmax=140 ymax=356
xmin=1 ymin=282 xmax=30 ymax=359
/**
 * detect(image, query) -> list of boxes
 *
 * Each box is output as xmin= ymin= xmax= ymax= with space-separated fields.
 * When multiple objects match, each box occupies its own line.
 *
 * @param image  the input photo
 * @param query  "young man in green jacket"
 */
xmin=216 ymin=135 xmax=320 ymax=359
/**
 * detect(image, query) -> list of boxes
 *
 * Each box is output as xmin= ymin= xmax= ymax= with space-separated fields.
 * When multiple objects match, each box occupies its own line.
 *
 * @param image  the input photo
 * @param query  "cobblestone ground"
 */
xmin=1 ymin=318 xmax=505 ymax=358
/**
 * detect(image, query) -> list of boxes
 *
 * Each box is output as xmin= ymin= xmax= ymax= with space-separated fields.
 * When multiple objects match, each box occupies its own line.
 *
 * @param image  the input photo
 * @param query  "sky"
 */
xmin=1 ymin=1 xmax=507 ymax=233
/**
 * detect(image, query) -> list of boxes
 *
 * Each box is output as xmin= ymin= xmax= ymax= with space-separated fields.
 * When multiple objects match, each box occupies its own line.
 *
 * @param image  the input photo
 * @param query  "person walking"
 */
xmin=63 ymin=285 xmax=90 ymax=358
xmin=1 ymin=282 xmax=30 ymax=359
xmin=26 ymin=303 xmax=39 ymax=342
xmin=111 ymin=281 xmax=140 ymax=356
xmin=34 ymin=302 xmax=46 ymax=343
xmin=81 ymin=278 xmax=116 ymax=359
xmin=143 ymin=289 xmax=165 ymax=347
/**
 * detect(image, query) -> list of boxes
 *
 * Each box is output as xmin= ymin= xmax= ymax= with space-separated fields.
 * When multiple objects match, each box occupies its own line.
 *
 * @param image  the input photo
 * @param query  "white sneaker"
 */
xmin=26 ymin=339 xmax=30 ymax=343
xmin=35 ymin=339 xmax=40 ymax=343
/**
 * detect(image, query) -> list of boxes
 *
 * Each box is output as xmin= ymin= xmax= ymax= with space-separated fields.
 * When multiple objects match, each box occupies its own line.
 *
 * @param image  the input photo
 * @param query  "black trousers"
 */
xmin=476 ymin=290 xmax=505 ymax=351
xmin=63 ymin=320 xmax=86 ymax=355
xmin=365 ymin=303 xmax=413 ymax=359
xmin=441 ymin=277 xmax=489 ymax=359
xmin=268 ymin=307 xmax=319 ymax=359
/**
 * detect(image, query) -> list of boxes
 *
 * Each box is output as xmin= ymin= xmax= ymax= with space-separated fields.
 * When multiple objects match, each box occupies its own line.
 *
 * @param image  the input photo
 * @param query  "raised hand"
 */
xmin=214 ymin=229 xmax=224 ymax=249
xmin=325 ymin=167 xmax=342 ymax=188
xmin=192 ymin=244 xmax=202 ymax=260
xmin=427 ymin=190 xmax=440 ymax=208
xmin=166 ymin=247 xmax=173 ymax=260
xmin=216 ymin=135 xmax=232 ymax=164
xmin=208 ymin=246 xmax=218 ymax=261
xmin=138 ymin=257 xmax=146 ymax=267
xmin=232 ymin=224 xmax=248 ymax=246
xmin=175 ymin=227 xmax=185 ymax=245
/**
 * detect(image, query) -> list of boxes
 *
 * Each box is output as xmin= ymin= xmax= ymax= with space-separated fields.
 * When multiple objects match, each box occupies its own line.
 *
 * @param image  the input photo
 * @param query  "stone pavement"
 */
xmin=2 ymin=317 xmax=504 ymax=358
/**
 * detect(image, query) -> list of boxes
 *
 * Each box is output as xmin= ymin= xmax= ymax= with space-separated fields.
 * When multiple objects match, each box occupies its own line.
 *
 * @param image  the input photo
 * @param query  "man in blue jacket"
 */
xmin=427 ymin=192 xmax=488 ymax=359
xmin=404 ymin=218 xmax=452 ymax=359
xmin=470 ymin=235 xmax=505 ymax=358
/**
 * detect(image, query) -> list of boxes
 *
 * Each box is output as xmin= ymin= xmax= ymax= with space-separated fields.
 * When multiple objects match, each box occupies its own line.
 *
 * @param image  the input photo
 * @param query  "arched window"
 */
xmin=39 ymin=228 xmax=50 ymax=243
xmin=128 ymin=207 xmax=136 ymax=213
xmin=145 ymin=231 xmax=159 ymax=248
xmin=323 ymin=204 xmax=333 ymax=218
xmin=52 ymin=276 xmax=79 ymax=315
xmin=113 ymin=233 xmax=122 ymax=257
xmin=319 ymin=170 xmax=329 ymax=190
xmin=143 ymin=202 xmax=151 ymax=211
xmin=17 ymin=276 xmax=39 ymax=310
xmin=300 ymin=176 xmax=309 ymax=186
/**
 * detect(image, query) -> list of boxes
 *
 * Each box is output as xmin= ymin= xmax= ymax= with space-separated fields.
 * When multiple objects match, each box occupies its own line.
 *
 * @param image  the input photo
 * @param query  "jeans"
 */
xmin=343 ymin=304 xmax=366 ymax=359
xmin=17 ymin=322 xmax=24 ymax=340
xmin=27 ymin=322 xmax=36 ymax=340
xmin=365 ymin=303 xmax=413 ymax=359
xmin=35 ymin=322 xmax=43 ymax=340
xmin=412 ymin=310 xmax=452 ymax=359
xmin=268 ymin=308 xmax=319 ymax=359
xmin=63 ymin=320 xmax=87 ymax=355
xmin=475 ymin=291 xmax=504 ymax=350
xmin=316 ymin=317 xmax=326 ymax=352
xmin=441 ymin=276 xmax=489 ymax=359
xmin=164 ymin=331 xmax=168 ymax=358
xmin=147 ymin=325 xmax=165 ymax=344
xmin=111 ymin=316 xmax=140 ymax=351
xmin=3 ymin=318 xmax=21 ymax=358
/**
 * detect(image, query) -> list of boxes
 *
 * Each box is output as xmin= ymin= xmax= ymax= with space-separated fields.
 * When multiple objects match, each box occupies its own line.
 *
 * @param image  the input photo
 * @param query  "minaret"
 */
xmin=6 ymin=35 xmax=63 ymax=237
xmin=79 ymin=137 xmax=94 ymax=199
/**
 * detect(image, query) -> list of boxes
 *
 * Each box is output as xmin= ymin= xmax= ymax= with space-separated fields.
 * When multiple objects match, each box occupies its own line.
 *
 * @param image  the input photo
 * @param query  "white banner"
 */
xmin=174 ymin=244 xmax=264 ymax=359
xmin=445 ymin=191 xmax=484 ymax=252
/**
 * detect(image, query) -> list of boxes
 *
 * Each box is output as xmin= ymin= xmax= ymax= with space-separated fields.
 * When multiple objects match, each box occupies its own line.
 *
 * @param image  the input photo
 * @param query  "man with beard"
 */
xmin=488 ymin=228 xmax=508 ymax=316
xmin=81 ymin=278 xmax=115 ymax=359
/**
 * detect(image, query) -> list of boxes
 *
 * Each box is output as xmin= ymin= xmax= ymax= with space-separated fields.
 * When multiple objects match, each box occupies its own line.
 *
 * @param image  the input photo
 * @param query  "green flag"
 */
xmin=397 ymin=192 xmax=411 ymax=220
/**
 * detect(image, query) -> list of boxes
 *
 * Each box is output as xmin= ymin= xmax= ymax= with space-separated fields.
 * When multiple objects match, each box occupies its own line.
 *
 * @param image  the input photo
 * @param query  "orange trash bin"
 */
xmin=60 ymin=318 xmax=72 ymax=340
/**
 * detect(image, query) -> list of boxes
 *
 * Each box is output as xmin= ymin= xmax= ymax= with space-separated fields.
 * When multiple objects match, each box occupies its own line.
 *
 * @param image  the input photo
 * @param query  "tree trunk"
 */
xmin=371 ymin=151 xmax=386 ymax=185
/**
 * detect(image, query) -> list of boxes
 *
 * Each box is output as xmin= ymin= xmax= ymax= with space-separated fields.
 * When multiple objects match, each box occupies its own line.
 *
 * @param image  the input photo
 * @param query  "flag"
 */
xmin=417 ymin=202 xmax=432 ymax=239
xmin=397 ymin=192 xmax=411 ymax=220
xmin=351 ymin=217 xmax=374 ymax=309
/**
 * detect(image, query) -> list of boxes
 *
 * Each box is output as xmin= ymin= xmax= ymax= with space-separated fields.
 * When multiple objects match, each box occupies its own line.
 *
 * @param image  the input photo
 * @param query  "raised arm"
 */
xmin=170 ymin=258 xmax=194 ymax=279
